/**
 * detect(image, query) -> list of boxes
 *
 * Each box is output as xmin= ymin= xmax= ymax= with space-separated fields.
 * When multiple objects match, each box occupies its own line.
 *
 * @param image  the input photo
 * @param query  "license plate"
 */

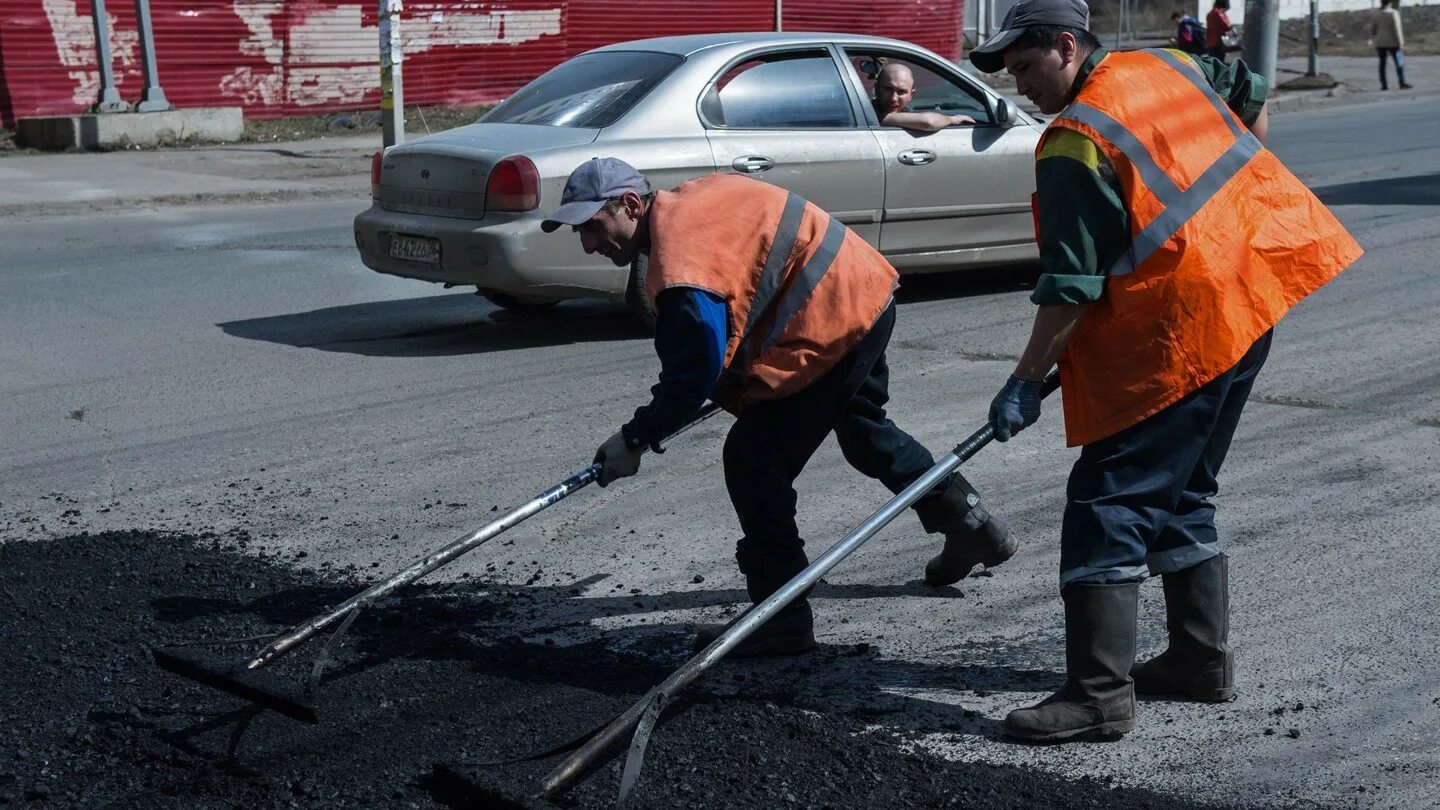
xmin=388 ymin=233 xmax=441 ymax=265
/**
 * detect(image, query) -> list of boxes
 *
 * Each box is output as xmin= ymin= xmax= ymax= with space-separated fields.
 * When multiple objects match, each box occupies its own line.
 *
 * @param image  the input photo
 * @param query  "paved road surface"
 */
xmin=2 ymin=97 xmax=1436 ymax=807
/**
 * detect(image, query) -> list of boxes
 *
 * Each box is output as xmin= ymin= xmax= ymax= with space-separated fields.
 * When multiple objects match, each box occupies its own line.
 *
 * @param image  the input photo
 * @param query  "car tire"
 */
xmin=624 ymin=254 xmax=657 ymax=330
xmin=483 ymin=293 xmax=559 ymax=312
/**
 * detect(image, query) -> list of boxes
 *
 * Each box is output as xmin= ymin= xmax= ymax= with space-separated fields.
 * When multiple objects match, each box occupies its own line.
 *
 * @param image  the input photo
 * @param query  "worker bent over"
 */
xmin=968 ymin=0 xmax=1362 ymax=740
xmin=542 ymin=158 xmax=1012 ymax=656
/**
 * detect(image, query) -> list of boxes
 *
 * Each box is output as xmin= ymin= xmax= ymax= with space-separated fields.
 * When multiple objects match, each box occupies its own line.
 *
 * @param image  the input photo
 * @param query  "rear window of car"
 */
xmin=482 ymin=51 xmax=684 ymax=128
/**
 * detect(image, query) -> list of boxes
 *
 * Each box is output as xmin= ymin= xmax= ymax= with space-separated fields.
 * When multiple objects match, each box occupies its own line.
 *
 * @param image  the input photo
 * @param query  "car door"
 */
xmin=700 ymin=47 xmax=884 ymax=245
xmin=842 ymin=48 xmax=1036 ymax=268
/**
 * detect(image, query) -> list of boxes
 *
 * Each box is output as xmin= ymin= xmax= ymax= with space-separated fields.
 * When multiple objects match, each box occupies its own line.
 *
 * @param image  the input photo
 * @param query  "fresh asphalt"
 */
xmin=2 ymin=97 xmax=1436 ymax=807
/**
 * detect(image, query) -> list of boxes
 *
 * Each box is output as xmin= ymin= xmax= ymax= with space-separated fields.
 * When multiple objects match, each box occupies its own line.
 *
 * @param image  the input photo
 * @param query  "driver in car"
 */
xmin=873 ymin=62 xmax=976 ymax=131
xmin=540 ymin=157 xmax=1016 ymax=657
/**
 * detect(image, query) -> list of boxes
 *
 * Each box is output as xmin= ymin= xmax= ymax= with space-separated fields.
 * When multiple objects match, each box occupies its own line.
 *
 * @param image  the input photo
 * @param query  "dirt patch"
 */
xmin=1280 ymin=6 xmax=1440 ymax=57
xmin=0 ymin=528 xmax=1254 ymax=808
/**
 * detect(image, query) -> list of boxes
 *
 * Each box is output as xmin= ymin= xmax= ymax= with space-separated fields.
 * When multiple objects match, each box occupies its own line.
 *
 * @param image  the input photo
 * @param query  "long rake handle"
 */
xmin=245 ymin=402 xmax=724 ymax=671
xmin=540 ymin=373 xmax=1060 ymax=800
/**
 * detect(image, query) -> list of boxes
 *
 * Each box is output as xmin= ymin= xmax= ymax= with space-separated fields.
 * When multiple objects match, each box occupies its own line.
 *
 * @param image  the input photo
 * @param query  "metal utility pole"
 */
xmin=775 ymin=0 xmax=782 ymax=32
xmin=1115 ymin=0 xmax=1126 ymax=51
xmin=133 ymin=0 xmax=171 ymax=111
xmin=1306 ymin=0 xmax=1320 ymax=77
xmin=89 ymin=0 xmax=128 ymax=113
xmin=1241 ymin=0 xmax=1280 ymax=86
xmin=379 ymin=0 xmax=405 ymax=147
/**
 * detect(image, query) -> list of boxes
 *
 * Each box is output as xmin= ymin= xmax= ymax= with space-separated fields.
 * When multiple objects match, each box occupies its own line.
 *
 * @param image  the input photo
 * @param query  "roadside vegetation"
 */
xmin=240 ymin=103 xmax=492 ymax=143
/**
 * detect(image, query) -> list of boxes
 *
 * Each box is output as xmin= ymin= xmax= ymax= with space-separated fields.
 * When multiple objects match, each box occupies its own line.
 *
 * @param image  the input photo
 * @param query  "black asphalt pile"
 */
xmin=2 ymin=529 xmax=1237 ymax=808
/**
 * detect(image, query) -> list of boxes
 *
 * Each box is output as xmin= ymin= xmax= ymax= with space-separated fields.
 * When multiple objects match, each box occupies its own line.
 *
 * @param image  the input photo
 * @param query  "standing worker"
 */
xmin=967 ymin=0 xmax=1362 ymax=741
xmin=1205 ymin=0 xmax=1234 ymax=62
xmin=1372 ymin=0 xmax=1413 ymax=90
xmin=540 ymin=158 xmax=1014 ymax=656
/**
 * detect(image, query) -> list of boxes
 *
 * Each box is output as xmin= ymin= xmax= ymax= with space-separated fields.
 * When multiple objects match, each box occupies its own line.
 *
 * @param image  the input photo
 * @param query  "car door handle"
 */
xmin=897 ymin=149 xmax=937 ymax=166
xmin=731 ymin=155 xmax=775 ymax=173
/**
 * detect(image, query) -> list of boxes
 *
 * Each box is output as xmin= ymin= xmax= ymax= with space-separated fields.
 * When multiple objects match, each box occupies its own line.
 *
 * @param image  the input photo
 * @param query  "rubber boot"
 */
xmin=916 ymin=480 xmax=1015 ymax=586
xmin=691 ymin=563 xmax=816 ymax=658
xmin=1132 ymin=553 xmax=1234 ymax=702
xmin=1003 ymin=582 xmax=1139 ymax=742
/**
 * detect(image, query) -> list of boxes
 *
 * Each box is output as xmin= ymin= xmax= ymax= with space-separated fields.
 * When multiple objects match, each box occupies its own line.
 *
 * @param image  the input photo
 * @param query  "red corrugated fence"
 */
xmin=0 ymin=1 xmax=964 ymax=126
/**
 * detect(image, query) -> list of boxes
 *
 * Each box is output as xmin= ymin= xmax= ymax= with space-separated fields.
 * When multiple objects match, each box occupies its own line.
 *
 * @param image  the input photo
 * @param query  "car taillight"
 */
xmin=370 ymin=151 xmax=384 ymax=199
xmin=486 ymin=156 xmax=540 ymax=212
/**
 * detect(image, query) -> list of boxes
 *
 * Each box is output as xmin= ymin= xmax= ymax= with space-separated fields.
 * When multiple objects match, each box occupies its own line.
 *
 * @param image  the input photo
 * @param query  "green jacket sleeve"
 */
xmin=1186 ymin=52 xmax=1270 ymax=126
xmin=1029 ymin=131 xmax=1130 ymax=306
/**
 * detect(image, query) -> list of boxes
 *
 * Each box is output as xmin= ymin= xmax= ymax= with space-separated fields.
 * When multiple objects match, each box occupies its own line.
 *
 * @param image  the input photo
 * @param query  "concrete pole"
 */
xmin=1306 ymin=0 xmax=1320 ymax=77
xmin=89 ymin=0 xmax=128 ymax=113
xmin=133 ymin=0 xmax=172 ymax=112
xmin=1115 ymin=0 xmax=1125 ymax=51
xmin=1241 ymin=0 xmax=1280 ymax=86
xmin=379 ymin=0 xmax=404 ymax=147
xmin=775 ymin=0 xmax=782 ymax=32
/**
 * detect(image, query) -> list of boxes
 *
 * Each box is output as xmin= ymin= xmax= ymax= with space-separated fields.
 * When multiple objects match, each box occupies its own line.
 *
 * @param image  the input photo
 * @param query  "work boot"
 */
xmin=916 ymin=481 xmax=1015 ymax=586
xmin=691 ymin=600 xmax=815 ymax=657
xmin=691 ymin=560 xmax=816 ymax=657
xmin=1003 ymin=582 xmax=1139 ymax=743
xmin=1132 ymin=554 xmax=1234 ymax=702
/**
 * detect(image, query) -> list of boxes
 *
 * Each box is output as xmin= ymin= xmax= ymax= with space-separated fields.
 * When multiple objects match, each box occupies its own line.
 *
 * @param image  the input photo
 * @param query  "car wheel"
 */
xmin=624 ymin=254 xmax=657 ymax=330
xmin=483 ymin=293 xmax=559 ymax=312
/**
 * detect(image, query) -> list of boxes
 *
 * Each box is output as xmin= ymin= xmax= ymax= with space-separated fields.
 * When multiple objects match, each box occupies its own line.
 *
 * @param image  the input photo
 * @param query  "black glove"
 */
xmin=989 ymin=375 xmax=1044 ymax=442
xmin=594 ymin=431 xmax=645 ymax=486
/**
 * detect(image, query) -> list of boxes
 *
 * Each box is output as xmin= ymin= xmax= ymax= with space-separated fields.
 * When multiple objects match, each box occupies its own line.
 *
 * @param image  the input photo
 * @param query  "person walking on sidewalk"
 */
xmin=1205 ymin=0 xmax=1234 ymax=62
xmin=1372 ymin=0 xmax=1413 ymax=90
xmin=967 ymin=0 xmax=1363 ymax=741
xmin=540 ymin=158 xmax=1014 ymax=657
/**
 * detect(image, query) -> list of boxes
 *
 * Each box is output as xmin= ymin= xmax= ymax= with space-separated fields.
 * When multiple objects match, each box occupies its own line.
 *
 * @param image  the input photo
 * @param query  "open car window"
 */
xmin=845 ymin=50 xmax=994 ymax=126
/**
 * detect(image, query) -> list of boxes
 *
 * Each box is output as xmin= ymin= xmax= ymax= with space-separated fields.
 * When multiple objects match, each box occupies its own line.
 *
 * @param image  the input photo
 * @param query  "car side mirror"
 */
xmin=993 ymin=97 xmax=1019 ymax=128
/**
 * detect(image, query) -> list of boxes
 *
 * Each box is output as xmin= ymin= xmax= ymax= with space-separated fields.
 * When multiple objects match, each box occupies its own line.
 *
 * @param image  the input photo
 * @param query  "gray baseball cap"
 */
xmin=540 ymin=157 xmax=651 ymax=233
xmin=968 ymin=0 xmax=1091 ymax=74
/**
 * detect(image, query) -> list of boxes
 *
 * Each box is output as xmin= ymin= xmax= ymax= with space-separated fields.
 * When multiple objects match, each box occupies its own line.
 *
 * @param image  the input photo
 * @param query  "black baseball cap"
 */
xmin=969 ymin=0 xmax=1092 ymax=74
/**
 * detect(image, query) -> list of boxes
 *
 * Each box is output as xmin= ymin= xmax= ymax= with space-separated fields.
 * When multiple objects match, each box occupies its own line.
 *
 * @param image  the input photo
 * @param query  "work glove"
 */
xmin=594 ymin=430 xmax=645 ymax=487
xmin=989 ymin=375 xmax=1044 ymax=442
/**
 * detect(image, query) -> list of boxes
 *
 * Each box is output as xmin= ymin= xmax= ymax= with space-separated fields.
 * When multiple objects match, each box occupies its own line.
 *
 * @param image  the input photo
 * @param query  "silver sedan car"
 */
xmin=353 ymin=32 xmax=1041 ymax=320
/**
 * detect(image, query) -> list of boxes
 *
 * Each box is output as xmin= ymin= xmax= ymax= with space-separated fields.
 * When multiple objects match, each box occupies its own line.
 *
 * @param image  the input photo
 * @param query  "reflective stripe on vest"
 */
xmin=725 ymin=192 xmax=847 ymax=381
xmin=1056 ymin=49 xmax=1261 ymax=278
xmin=645 ymin=173 xmax=900 ymax=408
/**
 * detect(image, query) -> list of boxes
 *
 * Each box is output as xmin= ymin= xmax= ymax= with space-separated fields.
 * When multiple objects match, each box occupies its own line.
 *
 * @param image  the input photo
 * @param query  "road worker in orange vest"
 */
xmin=541 ymin=158 xmax=1014 ymax=656
xmin=968 ymin=0 xmax=1362 ymax=741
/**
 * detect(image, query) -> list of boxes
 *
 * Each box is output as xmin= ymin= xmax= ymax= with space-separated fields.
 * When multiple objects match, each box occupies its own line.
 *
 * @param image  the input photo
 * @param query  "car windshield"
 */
xmin=482 ymin=51 xmax=684 ymax=128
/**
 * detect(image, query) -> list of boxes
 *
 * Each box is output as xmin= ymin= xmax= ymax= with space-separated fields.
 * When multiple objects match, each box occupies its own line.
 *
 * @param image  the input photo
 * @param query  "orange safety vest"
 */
xmin=1042 ymin=49 xmax=1362 ymax=447
xmin=646 ymin=174 xmax=898 ymax=409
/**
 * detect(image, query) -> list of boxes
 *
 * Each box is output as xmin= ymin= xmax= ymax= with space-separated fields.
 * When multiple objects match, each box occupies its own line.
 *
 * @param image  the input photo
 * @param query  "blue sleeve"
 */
xmin=622 ymin=287 xmax=728 ymax=448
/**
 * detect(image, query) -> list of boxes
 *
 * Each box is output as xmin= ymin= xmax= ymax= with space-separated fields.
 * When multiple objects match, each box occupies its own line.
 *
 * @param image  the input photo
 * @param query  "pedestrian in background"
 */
xmin=1206 ymin=0 xmax=1234 ymax=62
xmin=1171 ymin=10 xmax=1207 ymax=55
xmin=1372 ymin=0 xmax=1413 ymax=90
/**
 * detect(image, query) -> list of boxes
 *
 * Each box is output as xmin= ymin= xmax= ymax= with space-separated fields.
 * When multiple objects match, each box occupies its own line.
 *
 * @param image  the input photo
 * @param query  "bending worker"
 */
xmin=540 ymin=158 xmax=1012 ymax=656
xmin=967 ymin=0 xmax=1362 ymax=740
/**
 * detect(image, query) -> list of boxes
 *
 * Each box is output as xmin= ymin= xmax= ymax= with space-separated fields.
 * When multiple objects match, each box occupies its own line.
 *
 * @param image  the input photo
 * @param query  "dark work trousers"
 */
xmin=1058 ymin=330 xmax=1273 ymax=587
xmin=1206 ymin=45 xmax=1228 ymax=63
xmin=1377 ymin=47 xmax=1408 ymax=89
xmin=723 ymin=302 xmax=970 ymax=589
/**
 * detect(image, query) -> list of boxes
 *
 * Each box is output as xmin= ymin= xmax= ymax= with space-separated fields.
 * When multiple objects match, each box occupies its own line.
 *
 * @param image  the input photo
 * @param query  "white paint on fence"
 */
xmin=221 ymin=2 xmax=564 ymax=108
xmin=41 ymin=0 xmax=140 ymax=106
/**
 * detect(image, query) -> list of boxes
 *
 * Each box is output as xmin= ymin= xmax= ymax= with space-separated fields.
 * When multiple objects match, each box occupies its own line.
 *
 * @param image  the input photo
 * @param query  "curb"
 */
xmin=0 ymin=187 xmax=368 ymax=223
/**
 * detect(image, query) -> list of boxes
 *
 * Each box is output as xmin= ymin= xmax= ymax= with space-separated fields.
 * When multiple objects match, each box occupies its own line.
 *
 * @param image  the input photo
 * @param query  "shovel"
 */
xmin=153 ymin=402 xmax=723 ymax=723
xmin=538 ymin=373 xmax=1059 ymax=804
